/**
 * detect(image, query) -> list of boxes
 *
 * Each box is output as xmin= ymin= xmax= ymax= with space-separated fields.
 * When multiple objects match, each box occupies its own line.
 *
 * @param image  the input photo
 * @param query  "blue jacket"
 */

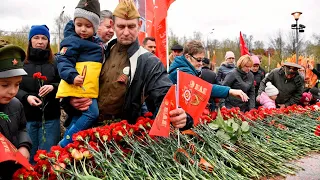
xmin=55 ymin=20 xmax=104 ymax=98
xmin=56 ymin=20 xmax=104 ymax=84
xmin=168 ymin=56 xmax=230 ymax=98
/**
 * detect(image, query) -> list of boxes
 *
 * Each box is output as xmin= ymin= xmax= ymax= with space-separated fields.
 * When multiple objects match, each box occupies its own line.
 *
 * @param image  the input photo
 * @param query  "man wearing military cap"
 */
xmin=258 ymin=62 xmax=304 ymax=108
xmin=0 ymin=42 xmax=32 ymax=179
xmin=64 ymin=0 xmax=192 ymax=129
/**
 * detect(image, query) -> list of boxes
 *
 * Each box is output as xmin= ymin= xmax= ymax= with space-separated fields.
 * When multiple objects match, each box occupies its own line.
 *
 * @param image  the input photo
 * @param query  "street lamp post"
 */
xmin=58 ymin=6 xmax=65 ymax=50
xmin=291 ymin=12 xmax=305 ymax=64
xmin=206 ymin=29 xmax=214 ymax=58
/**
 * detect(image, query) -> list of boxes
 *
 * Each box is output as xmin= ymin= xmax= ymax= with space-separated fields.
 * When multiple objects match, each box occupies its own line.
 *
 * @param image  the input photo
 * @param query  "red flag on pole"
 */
xmin=154 ymin=0 xmax=175 ymax=26
xmin=149 ymin=85 xmax=176 ymax=137
xmin=146 ymin=0 xmax=155 ymax=37
xmin=0 ymin=134 xmax=32 ymax=170
xmin=177 ymin=71 xmax=212 ymax=126
xmin=152 ymin=0 xmax=175 ymax=68
xmin=154 ymin=19 xmax=168 ymax=67
xmin=240 ymin=31 xmax=250 ymax=56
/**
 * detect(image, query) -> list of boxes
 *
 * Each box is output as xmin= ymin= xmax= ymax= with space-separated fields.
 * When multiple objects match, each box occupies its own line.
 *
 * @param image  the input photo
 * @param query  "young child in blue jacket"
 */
xmin=56 ymin=0 xmax=103 ymax=147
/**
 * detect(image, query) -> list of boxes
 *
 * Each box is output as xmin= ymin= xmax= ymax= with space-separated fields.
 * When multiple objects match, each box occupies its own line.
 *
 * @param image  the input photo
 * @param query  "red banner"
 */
xmin=146 ymin=0 xmax=155 ymax=37
xmin=0 ymin=133 xmax=32 ymax=170
xmin=138 ymin=32 xmax=146 ymax=45
xmin=178 ymin=71 xmax=212 ymax=126
xmin=154 ymin=18 xmax=167 ymax=67
xmin=240 ymin=31 xmax=250 ymax=56
xmin=154 ymin=0 xmax=175 ymax=26
xmin=149 ymin=85 xmax=176 ymax=137
xmin=152 ymin=0 xmax=175 ymax=68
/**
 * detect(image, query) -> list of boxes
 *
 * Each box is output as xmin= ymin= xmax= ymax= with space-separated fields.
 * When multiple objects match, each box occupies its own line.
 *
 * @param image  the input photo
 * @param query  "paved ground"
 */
xmin=260 ymin=153 xmax=320 ymax=180
xmin=286 ymin=153 xmax=320 ymax=180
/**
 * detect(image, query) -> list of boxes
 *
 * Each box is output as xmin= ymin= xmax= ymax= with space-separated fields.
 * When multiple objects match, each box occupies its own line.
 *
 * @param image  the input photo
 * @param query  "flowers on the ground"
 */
xmin=12 ymin=105 xmax=320 ymax=179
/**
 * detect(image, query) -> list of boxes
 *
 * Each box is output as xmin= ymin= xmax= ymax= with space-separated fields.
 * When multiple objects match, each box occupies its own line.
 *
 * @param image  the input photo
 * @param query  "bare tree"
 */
xmin=305 ymin=33 xmax=320 ymax=60
xmin=242 ymin=34 xmax=254 ymax=52
xmin=193 ymin=31 xmax=203 ymax=41
xmin=168 ymin=29 xmax=180 ymax=50
xmin=269 ymin=30 xmax=286 ymax=60
xmin=53 ymin=13 xmax=72 ymax=46
xmin=254 ymin=40 xmax=264 ymax=49
xmin=285 ymin=30 xmax=305 ymax=56
xmin=0 ymin=26 xmax=30 ymax=50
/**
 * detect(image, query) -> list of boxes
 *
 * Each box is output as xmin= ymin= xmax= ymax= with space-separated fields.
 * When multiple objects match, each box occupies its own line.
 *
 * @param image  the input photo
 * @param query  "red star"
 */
xmin=12 ymin=59 xmax=18 ymax=65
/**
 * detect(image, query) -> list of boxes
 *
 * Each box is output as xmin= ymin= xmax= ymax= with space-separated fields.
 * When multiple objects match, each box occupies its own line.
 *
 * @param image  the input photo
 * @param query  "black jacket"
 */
xmin=259 ymin=66 xmax=266 ymax=76
xmin=0 ymin=98 xmax=32 ymax=179
xmin=221 ymin=68 xmax=255 ymax=112
xmin=0 ymin=98 xmax=32 ymax=150
xmin=16 ymin=51 xmax=61 ymax=122
xmin=62 ymin=39 xmax=193 ymax=130
xmin=258 ymin=67 xmax=304 ymax=107
xmin=252 ymin=70 xmax=265 ymax=97
xmin=201 ymin=66 xmax=216 ymax=84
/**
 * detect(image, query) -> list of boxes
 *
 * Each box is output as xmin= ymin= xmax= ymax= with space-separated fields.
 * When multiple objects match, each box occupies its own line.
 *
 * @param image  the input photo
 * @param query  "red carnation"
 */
xmin=34 ymin=149 xmax=47 ymax=162
xmin=40 ymin=75 xmax=47 ymax=81
xmin=33 ymin=72 xmax=42 ymax=79
xmin=143 ymin=112 xmax=153 ymax=117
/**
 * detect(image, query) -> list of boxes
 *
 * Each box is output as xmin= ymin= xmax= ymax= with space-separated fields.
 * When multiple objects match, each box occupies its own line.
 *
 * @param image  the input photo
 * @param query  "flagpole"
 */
xmin=166 ymin=17 xmax=170 ymax=72
xmin=176 ymin=68 xmax=180 ymax=147
xmin=176 ymin=68 xmax=179 ymax=109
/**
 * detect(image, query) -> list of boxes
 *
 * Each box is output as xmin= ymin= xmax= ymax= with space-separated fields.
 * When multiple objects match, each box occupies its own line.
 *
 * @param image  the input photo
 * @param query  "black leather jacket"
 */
xmin=62 ymin=39 xmax=193 ymax=130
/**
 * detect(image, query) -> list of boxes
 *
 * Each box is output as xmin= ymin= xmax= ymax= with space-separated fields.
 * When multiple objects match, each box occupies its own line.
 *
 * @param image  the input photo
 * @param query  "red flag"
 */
xmin=154 ymin=0 xmax=175 ymax=26
xmin=0 ymin=134 xmax=32 ymax=170
xmin=146 ymin=0 xmax=155 ymax=36
xmin=152 ymin=0 xmax=175 ymax=68
xmin=149 ymin=85 xmax=176 ymax=137
xmin=178 ymin=71 xmax=212 ymax=126
xmin=240 ymin=31 xmax=250 ymax=56
xmin=138 ymin=32 xmax=146 ymax=45
xmin=154 ymin=19 xmax=167 ymax=67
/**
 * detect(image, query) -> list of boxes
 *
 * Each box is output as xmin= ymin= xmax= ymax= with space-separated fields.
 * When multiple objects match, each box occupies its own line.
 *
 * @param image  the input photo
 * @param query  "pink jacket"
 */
xmin=258 ymin=92 xmax=276 ymax=109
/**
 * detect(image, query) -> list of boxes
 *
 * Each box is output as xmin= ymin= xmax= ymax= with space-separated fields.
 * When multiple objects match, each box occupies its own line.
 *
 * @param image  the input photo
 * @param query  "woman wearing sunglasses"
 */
xmin=168 ymin=40 xmax=249 ymax=105
xmin=258 ymin=62 xmax=304 ymax=108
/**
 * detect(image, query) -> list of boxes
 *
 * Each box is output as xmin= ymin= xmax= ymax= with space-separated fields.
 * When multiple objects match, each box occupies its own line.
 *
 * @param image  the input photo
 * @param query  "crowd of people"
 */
xmin=0 ymin=0 xmax=319 ymax=178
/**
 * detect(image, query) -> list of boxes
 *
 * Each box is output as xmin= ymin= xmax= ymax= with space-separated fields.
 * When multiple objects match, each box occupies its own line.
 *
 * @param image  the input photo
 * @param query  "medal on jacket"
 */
xmin=123 ymin=66 xmax=130 ymax=75
xmin=116 ymin=66 xmax=130 ymax=84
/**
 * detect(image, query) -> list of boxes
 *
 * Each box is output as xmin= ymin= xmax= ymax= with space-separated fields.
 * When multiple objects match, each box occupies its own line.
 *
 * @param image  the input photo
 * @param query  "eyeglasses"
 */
xmin=189 ymin=54 xmax=203 ymax=62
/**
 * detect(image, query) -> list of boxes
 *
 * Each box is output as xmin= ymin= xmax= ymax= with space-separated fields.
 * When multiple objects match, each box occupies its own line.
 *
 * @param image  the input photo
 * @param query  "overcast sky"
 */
xmin=1 ymin=0 xmax=319 ymax=46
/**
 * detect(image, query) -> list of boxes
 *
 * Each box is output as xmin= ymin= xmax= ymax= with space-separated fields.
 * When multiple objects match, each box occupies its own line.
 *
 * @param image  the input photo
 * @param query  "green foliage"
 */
xmin=208 ymin=115 xmax=250 ymax=144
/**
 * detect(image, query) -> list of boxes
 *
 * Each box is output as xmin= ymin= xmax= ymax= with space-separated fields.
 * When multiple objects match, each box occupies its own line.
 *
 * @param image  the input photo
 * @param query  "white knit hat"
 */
xmin=265 ymin=82 xmax=279 ymax=96
xmin=225 ymin=51 xmax=235 ymax=60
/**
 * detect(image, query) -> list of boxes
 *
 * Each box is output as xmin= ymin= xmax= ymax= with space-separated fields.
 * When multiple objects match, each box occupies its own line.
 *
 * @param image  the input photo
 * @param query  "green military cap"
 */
xmin=113 ymin=0 xmax=140 ymax=20
xmin=0 ymin=43 xmax=27 ymax=78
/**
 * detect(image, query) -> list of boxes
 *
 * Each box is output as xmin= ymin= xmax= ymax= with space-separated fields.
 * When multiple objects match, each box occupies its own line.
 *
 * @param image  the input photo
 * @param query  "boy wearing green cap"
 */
xmin=0 ymin=43 xmax=32 ymax=178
